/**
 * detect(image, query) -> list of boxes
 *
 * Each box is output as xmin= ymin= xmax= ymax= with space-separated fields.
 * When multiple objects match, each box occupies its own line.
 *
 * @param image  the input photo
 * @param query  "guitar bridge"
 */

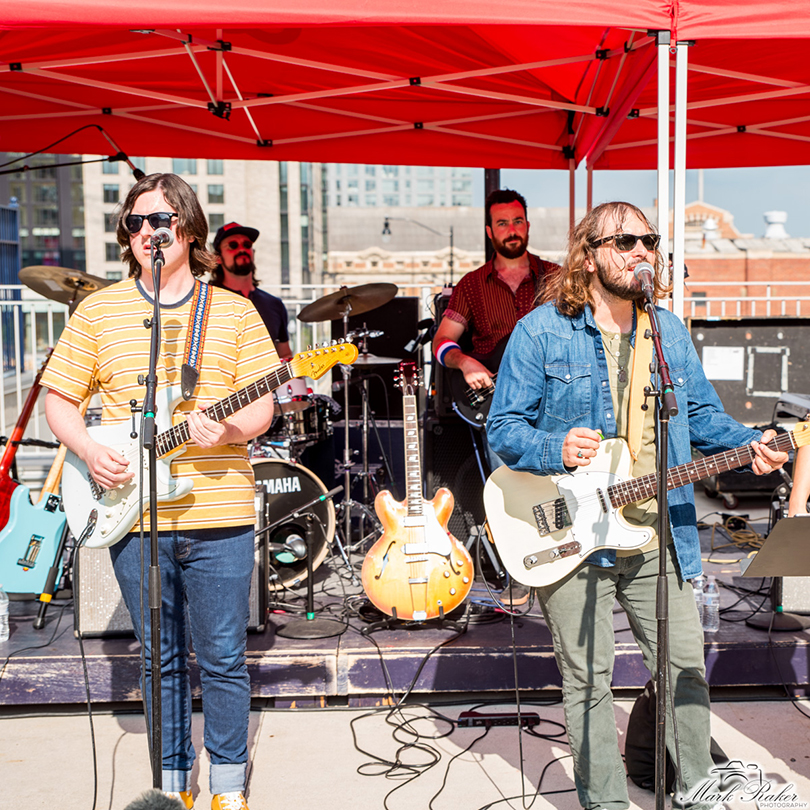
xmin=88 ymin=474 xmax=105 ymax=501
xmin=532 ymin=498 xmax=572 ymax=537
xmin=523 ymin=541 xmax=581 ymax=569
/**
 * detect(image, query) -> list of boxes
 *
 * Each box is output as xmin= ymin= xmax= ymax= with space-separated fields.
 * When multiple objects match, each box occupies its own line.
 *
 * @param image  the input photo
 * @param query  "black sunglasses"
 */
xmin=591 ymin=232 xmax=661 ymax=252
xmin=224 ymin=239 xmax=254 ymax=250
xmin=124 ymin=212 xmax=178 ymax=234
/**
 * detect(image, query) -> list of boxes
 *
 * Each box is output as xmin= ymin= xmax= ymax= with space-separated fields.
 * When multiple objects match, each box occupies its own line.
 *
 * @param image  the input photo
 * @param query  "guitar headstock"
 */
xmin=288 ymin=341 xmax=359 ymax=381
xmin=795 ymin=421 xmax=810 ymax=448
xmin=394 ymin=361 xmax=422 ymax=395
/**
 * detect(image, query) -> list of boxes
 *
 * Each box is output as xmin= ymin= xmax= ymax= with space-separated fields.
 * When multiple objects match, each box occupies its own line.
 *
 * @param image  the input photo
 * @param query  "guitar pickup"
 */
xmin=532 ymin=498 xmax=572 ymax=537
xmin=523 ymin=541 xmax=581 ymax=569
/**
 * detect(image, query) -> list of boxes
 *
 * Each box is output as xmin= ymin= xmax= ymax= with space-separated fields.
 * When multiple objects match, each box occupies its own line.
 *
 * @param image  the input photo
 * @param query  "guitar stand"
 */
xmin=360 ymin=604 xmax=466 ymax=636
xmin=33 ymin=519 xmax=71 ymax=630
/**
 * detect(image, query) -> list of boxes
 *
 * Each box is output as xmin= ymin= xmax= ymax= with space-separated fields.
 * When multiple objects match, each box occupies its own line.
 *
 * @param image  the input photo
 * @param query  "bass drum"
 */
xmin=252 ymin=459 xmax=335 ymax=591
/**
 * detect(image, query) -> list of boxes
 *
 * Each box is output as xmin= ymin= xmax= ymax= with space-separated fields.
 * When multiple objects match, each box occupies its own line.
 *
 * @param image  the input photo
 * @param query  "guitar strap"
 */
xmin=627 ymin=303 xmax=653 ymax=463
xmin=181 ymin=280 xmax=213 ymax=401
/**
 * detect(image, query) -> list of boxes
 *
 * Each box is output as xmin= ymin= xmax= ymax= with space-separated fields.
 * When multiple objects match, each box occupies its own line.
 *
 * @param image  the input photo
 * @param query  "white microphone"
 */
xmin=150 ymin=227 xmax=174 ymax=248
xmin=633 ymin=262 xmax=655 ymax=302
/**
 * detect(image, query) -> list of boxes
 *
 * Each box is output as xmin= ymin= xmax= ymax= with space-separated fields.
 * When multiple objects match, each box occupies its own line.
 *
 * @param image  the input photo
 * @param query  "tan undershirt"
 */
xmin=597 ymin=324 xmax=660 ymax=556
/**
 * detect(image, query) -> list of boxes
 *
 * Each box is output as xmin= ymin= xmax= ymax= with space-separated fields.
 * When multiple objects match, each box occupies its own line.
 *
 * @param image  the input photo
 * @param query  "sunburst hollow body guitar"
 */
xmin=361 ymin=362 xmax=474 ymax=621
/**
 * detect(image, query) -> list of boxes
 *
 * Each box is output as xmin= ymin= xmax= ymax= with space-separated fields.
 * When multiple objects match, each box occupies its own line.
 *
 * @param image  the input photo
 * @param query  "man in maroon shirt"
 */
xmin=432 ymin=189 xmax=557 ymax=605
xmin=432 ymin=189 xmax=557 ymax=392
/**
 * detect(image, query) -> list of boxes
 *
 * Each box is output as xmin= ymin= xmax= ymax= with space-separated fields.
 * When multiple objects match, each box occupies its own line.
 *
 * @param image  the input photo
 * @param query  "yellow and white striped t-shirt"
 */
xmin=42 ymin=277 xmax=279 ymax=531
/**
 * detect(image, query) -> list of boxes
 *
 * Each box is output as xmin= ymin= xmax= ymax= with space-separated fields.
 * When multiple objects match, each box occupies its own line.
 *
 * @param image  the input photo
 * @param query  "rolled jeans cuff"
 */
xmin=211 ymin=762 xmax=247 ymax=795
xmin=163 ymin=769 xmax=191 ymax=792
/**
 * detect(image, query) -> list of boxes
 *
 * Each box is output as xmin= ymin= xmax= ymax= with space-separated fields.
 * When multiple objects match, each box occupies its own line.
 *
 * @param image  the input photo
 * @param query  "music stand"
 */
xmin=741 ymin=516 xmax=810 ymax=631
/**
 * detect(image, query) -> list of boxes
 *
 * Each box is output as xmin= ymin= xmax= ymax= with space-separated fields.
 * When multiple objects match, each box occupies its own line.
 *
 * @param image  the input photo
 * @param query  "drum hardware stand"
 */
xmin=258 ymin=485 xmax=347 ymax=639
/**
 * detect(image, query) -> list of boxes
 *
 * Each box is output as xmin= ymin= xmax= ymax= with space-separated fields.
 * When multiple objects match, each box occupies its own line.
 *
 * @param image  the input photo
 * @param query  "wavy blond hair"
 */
xmin=540 ymin=201 xmax=671 ymax=317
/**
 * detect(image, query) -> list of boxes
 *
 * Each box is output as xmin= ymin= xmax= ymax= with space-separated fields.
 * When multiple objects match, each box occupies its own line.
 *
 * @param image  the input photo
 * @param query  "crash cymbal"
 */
xmin=297 ymin=283 xmax=398 ymax=323
xmin=19 ymin=265 xmax=113 ymax=309
xmin=353 ymin=353 xmax=401 ymax=365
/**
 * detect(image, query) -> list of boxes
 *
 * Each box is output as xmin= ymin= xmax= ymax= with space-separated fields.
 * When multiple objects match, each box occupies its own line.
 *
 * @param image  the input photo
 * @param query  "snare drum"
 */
xmin=252 ymin=459 xmax=335 ymax=590
xmin=275 ymin=377 xmax=312 ymax=413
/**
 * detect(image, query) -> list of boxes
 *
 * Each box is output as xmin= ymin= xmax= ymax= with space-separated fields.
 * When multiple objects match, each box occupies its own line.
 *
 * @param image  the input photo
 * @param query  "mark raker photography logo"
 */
xmin=686 ymin=761 xmax=808 ymax=808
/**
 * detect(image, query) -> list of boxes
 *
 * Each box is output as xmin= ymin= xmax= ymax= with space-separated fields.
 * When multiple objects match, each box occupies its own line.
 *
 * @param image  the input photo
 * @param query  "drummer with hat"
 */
xmin=212 ymin=222 xmax=292 ymax=359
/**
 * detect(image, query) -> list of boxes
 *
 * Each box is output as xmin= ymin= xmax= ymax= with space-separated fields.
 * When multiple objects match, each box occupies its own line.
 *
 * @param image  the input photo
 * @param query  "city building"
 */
xmin=0 ymin=152 xmax=86 ymax=272
xmin=325 ymin=164 xmax=473 ymax=208
xmin=82 ymin=157 xmax=326 ymax=291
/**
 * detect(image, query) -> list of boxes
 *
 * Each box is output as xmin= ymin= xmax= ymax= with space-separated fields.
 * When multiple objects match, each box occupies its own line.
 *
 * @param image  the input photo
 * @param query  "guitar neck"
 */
xmin=0 ymin=359 xmax=49 ymax=478
xmin=402 ymin=394 xmax=424 ymax=516
xmin=154 ymin=363 xmax=294 ymax=456
xmin=609 ymin=430 xmax=797 ymax=508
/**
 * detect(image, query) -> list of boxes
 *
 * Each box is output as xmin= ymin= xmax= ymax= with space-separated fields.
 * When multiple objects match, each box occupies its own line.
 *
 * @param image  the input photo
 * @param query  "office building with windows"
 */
xmin=325 ymin=164 xmax=473 ymax=208
xmin=83 ymin=157 xmax=326 ymax=290
xmin=0 ymin=152 xmax=86 ymax=272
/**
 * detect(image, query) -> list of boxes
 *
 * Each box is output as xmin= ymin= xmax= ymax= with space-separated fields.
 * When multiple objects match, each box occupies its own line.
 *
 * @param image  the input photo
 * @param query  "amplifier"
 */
xmin=74 ymin=488 xmax=269 ymax=637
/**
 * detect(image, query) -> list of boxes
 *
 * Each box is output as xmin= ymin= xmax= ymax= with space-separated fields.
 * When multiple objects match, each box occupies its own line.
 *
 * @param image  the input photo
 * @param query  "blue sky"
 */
xmin=472 ymin=167 xmax=810 ymax=238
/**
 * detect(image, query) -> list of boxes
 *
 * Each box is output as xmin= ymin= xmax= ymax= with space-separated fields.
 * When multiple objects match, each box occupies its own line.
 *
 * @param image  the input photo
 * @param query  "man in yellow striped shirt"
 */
xmin=43 ymin=174 xmax=277 ymax=810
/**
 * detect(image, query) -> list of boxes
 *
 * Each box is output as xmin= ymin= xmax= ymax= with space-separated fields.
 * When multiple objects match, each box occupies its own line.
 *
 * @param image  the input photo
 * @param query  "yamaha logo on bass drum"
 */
xmin=260 ymin=477 xmax=303 ymax=495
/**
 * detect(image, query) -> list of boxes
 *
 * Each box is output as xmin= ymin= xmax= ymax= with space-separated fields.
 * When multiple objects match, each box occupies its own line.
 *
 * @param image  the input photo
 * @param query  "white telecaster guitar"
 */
xmin=62 ymin=342 xmax=358 ymax=549
xmin=484 ymin=424 xmax=810 ymax=589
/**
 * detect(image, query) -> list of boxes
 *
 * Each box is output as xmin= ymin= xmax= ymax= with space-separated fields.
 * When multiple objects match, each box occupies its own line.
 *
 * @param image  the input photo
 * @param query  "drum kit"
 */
xmin=19 ymin=266 xmax=403 ymax=593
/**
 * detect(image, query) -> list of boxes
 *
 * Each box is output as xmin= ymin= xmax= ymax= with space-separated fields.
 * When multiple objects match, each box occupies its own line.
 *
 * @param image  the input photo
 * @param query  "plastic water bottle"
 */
xmin=0 ymin=584 xmax=9 ymax=643
xmin=703 ymin=575 xmax=720 ymax=633
xmin=692 ymin=575 xmax=705 ymax=626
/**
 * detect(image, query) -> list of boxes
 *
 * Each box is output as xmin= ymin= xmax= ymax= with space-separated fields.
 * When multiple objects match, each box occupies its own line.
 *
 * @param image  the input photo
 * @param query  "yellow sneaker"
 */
xmin=211 ymin=793 xmax=248 ymax=810
xmin=166 ymin=790 xmax=194 ymax=809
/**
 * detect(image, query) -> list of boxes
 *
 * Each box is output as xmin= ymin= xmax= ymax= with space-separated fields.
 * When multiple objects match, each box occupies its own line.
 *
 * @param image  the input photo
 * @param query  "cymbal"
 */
xmin=297 ymin=283 xmax=398 ymax=323
xmin=19 ymin=265 xmax=112 ymax=308
xmin=353 ymin=353 xmax=401 ymax=365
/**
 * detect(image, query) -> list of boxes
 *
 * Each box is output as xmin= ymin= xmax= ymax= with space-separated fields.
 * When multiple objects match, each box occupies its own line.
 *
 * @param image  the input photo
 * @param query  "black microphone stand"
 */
xmin=639 ymin=295 xmax=680 ymax=810
xmin=258 ymin=485 xmax=347 ymax=639
xmin=142 ymin=238 xmax=165 ymax=790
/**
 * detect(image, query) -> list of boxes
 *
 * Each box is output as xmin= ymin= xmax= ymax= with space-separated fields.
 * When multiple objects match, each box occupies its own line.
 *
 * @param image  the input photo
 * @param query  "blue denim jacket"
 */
xmin=486 ymin=302 xmax=761 ymax=580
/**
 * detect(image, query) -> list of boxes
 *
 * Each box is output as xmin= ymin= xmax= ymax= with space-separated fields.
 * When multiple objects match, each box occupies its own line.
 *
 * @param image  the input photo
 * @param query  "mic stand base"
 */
xmin=275 ymin=617 xmax=347 ymax=640
xmin=745 ymin=611 xmax=810 ymax=632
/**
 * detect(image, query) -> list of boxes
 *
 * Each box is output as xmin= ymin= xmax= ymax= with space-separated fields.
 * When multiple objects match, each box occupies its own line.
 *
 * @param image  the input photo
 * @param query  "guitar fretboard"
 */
xmin=153 ymin=363 xmax=294 ymax=457
xmin=608 ymin=430 xmax=798 ymax=508
xmin=403 ymin=394 xmax=423 ymax=516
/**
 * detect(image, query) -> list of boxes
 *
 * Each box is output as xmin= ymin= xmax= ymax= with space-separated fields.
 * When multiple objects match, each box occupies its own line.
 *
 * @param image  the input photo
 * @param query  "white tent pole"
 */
xmin=586 ymin=163 xmax=593 ymax=212
xmin=672 ymin=42 xmax=689 ymax=322
xmin=656 ymin=32 xmax=671 ymax=291
xmin=569 ymin=158 xmax=576 ymax=231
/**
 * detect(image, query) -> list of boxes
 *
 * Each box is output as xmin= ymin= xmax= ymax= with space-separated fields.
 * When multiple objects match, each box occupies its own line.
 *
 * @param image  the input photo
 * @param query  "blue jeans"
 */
xmin=110 ymin=525 xmax=254 ymax=794
xmin=536 ymin=545 xmax=714 ymax=810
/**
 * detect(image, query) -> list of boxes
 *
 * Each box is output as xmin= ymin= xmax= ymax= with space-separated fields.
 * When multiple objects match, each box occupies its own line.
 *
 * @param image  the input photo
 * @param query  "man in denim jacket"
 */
xmin=487 ymin=201 xmax=786 ymax=810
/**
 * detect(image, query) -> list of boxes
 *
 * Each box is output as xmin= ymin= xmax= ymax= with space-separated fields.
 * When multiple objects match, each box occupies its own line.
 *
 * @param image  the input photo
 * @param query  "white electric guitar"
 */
xmin=62 ymin=342 xmax=358 ymax=548
xmin=484 ymin=424 xmax=810 ymax=589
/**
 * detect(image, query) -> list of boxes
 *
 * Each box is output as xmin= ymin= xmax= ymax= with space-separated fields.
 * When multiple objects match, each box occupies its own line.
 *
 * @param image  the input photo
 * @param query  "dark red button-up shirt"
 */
xmin=443 ymin=253 xmax=557 ymax=357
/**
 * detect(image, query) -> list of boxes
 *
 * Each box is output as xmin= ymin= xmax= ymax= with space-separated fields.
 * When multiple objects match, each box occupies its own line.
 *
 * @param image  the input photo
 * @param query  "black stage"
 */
xmin=2 ymin=520 xmax=809 ymax=707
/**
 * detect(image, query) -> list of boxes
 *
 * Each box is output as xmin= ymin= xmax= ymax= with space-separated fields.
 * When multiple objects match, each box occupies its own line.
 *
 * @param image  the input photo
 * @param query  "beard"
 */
xmin=594 ymin=253 xmax=645 ymax=303
xmin=225 ymin=253 xmax=256 ymax=277
xmin=491 ymin=233 xmax=527 ymax=260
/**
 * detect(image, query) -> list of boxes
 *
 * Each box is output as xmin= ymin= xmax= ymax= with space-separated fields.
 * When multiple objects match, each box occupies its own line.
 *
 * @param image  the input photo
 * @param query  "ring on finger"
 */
xmin=576 ymin=450 xmax=584 ymax=459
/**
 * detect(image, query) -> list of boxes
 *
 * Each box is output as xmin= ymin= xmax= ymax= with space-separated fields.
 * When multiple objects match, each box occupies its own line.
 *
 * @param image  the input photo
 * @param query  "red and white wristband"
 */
xmin=436 ymin=340 xmax=461 ymax=367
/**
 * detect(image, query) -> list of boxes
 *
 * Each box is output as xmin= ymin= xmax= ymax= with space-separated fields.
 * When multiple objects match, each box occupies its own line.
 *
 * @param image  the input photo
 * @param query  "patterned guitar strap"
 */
xmin=181 ymin=280 xmax=213 ymax=401
xmin=627 ymin=302 xmax=653 ymax=463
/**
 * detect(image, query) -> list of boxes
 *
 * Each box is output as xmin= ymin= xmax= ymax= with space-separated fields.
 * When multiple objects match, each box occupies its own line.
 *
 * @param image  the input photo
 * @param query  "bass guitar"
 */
xmin=62 ymin=342 xmax=358 ymax=549
xmin=444 ymin=339 xmax=506 ymax=426
xmin=0 ymin=355 xmax=51 ymax=529
xmin=484 ymin=425 xmax=810 ymax=589
xmin=361 ymin=361 xmax=474 ymax=621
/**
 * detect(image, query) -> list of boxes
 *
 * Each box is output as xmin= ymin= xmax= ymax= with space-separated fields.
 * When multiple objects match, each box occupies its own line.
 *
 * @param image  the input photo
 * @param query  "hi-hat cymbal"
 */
xmin=19 ymin=265 xmax=113 ymax=308
xmin=297 ymin=283 xmax=398 ymax=323
xmin=353 ymin=353 xmax=401 ymax=365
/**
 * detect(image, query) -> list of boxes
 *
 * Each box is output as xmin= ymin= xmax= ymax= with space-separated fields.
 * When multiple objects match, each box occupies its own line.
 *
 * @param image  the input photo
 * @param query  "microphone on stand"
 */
xmin=633 ymin=262 xmax=656 ymax=303
xmin=268 ymin=536 xmax=307 ymax=564
xmin=150 ymin=227 xmax=174 ymax=248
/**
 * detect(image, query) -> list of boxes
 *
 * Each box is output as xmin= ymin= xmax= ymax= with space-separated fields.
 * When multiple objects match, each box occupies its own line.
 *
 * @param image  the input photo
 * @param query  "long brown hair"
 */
xmin=540 ymin=201 xmax=671 ymax=317
xmin=116 ymin=173 xmax=217 ymax=279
